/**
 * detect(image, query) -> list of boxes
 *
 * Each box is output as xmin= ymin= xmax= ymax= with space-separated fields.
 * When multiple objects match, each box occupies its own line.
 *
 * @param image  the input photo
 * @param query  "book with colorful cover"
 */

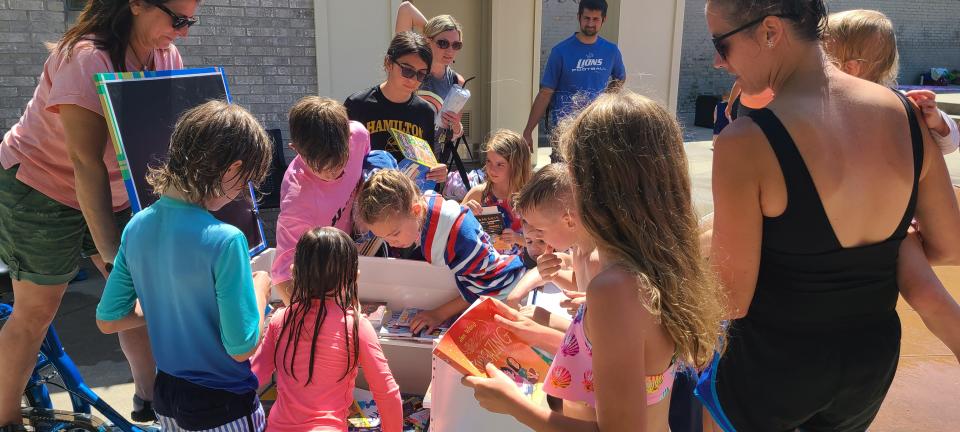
xmin=389 ymin=128 xmax=439 ymax=168
xmin=433 ymin=298 xmax=549 ymax=404
xmin=380 ymin=308 xmax=453 ymax=343
xmin=347 ymin=388 xmax=381 ymax=429
xmin=380 ymin=308 xmax=418 ymax=338
xmin=398 ymin=159 xmax=436 ymax=195
xmin=476 ymin=206 xmax=505 ymax=235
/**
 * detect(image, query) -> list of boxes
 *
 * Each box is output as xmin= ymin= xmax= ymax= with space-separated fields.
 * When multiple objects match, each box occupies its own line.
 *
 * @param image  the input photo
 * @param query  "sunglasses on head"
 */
xmin=434 ymin=39 xmax=463 ymax=51
xmin=711 ymin=14 xmax=790 ymax=59
xmin=155 ymin=3 xmax=198 ymax=29
xmin=391 ymin=59 xmax=428 ymax=82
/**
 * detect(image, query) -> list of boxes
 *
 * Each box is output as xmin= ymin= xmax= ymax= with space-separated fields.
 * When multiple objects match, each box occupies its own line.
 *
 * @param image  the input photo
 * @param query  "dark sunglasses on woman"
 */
xmin=711 ymin=14 xmax=792 ymax=59
xmin=392 ymin=60 xmax=428 ymax=82
xmin=155 ymin=3 xmax=199 ymax=29
xmin=434 ymin=39 xmax=463 ymax=51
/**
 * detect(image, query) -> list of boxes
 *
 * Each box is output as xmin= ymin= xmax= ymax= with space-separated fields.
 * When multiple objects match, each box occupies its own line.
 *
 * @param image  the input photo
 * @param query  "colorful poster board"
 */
xmin=95 ymin=67 xmax=266 ymax=256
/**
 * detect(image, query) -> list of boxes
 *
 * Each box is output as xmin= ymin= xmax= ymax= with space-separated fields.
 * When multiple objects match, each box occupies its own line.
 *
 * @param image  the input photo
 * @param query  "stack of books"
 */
xmin=360 ymin=301 xmax=389 ymax=331
xmin=379 ymin=307 xmax=453 ymax=344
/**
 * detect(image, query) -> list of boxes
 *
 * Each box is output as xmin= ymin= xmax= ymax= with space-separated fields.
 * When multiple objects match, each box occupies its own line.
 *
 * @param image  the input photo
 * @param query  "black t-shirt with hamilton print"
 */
xmin=344 ymin=85 xmax=436 ymax=163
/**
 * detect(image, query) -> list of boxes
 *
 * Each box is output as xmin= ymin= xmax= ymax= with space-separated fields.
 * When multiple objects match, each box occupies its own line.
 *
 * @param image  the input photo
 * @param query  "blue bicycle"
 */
xmin=0 ymin=302 xmax=156 ymax=432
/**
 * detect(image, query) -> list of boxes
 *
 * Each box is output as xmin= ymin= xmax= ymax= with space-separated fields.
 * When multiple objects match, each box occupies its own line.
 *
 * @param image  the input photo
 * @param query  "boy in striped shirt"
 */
xmin=356 ymin=169 xmax=526 ymax=333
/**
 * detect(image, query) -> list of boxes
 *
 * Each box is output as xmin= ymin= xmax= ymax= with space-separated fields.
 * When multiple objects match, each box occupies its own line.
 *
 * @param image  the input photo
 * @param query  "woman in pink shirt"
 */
xmin=252 ymin=227 xmax=402 ymax=432
xmin=0 ymin=0 xmax=195 ymax=425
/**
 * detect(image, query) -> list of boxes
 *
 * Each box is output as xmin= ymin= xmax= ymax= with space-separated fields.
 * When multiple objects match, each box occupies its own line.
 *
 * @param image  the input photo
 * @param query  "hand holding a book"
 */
xmin=492 ymin=299 xmax=564 ymax=353
xmin=425 ymin=163 xmax=448 ymax=182
xmin=410 ymin=308 xmax=445 ymax=335
xmin=464 ymin=199 xmax=483 ymax=215
xmin=462 ymin=363 xmax=532 ymax=416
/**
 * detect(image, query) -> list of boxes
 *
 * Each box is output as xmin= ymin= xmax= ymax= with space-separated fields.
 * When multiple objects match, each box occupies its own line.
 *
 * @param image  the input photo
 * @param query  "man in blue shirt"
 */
xmin=523 ymin=0 xmax=626 ymax=156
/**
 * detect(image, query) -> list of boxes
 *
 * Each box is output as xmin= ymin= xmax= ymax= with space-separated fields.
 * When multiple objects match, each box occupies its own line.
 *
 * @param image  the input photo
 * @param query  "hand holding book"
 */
xmin=462 ymin=363 xmax=537 ymax=416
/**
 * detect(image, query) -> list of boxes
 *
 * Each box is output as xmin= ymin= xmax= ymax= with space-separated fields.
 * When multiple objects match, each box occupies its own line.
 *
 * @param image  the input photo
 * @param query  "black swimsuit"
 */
xmin=713 ymin=91 xmax=923 ymax=431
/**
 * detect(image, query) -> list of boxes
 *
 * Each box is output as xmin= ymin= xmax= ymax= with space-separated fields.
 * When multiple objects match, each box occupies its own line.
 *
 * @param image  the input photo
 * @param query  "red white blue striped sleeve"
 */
xmin=420 ymin=193 xmax=526 ymax=302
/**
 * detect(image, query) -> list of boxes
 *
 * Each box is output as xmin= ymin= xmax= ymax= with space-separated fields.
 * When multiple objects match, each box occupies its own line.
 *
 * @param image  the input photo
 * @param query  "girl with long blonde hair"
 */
xmin=463 ymin=129 xmax=532 ymax=254
xmin=464 ymin=91 xmax=725 ymax=431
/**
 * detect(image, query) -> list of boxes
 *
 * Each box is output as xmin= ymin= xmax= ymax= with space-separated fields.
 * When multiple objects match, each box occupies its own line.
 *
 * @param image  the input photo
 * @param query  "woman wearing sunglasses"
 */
xmin=0 ymin=0 xmax=197 ymax=427
xmin=344 ymin=31 xmax=447 ymax=182
xmin=395 ymin=2 xmax=466 ymax=142
xmin=698 ymin=0 xmax=960 ymax=431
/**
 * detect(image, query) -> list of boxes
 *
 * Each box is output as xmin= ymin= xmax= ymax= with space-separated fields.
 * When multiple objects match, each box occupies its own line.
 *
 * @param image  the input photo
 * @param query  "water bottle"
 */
xmin=436 ymin=84 xmax=471 ymax=145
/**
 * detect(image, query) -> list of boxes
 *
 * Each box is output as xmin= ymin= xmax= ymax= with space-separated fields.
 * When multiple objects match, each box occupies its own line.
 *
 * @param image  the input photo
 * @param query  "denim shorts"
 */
xmin=0 ymin=164 xmax=130 ymax=285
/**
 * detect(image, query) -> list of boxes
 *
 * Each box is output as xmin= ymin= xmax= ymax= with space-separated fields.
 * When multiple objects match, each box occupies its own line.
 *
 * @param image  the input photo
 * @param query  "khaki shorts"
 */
xmin=0 ymin=165 xmax=130 ymax=285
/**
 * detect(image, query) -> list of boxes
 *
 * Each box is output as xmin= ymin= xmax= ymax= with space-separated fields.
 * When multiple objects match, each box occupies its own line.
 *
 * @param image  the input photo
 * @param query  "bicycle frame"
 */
xmin=1 ymin=302 xmax=148 ymax=432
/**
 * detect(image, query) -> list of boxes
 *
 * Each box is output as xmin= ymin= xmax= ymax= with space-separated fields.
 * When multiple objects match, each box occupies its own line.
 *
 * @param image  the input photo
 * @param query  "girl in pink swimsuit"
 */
xmin=464 ymin=91 xmax=725 ymax=431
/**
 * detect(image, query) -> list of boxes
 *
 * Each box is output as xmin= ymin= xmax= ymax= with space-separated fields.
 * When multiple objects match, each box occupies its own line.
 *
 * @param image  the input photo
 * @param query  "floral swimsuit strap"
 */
xmin=645 ymin=356 xmax=678 ymax=405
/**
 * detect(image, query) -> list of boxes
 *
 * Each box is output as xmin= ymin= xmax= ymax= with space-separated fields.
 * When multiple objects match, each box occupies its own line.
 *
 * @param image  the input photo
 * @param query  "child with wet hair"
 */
xmin=96 ymin=101 xmax=274 ymax=431
xmin=252 ymin=227 xmax=402 ymax=431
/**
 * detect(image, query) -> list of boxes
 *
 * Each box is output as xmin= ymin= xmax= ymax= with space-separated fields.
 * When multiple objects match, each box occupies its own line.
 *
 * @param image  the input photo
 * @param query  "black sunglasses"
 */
xmin=711 ymin=14 xmax=790 ymax=59
xmin=155 ymin=3 xmax=198 ymax=29
xmin=434 ymin=39 xmax=463 ymax=51
xmin=392 ymin=60 xmax=428 ymax=82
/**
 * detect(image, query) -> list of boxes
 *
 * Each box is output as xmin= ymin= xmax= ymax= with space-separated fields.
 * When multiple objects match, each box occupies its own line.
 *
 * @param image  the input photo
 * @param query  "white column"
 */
xmin=314 ymin=0 xmax=396 ymax=99
xmin=617 ymin=0 xmax=686 ymax=112
xmin=488 ymin=0 xmax=542 ymax=134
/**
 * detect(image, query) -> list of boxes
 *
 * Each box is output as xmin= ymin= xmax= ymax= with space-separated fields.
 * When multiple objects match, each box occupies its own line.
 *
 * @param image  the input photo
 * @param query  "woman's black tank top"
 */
xmin=746 ymin=91 xmax=924 ymax=329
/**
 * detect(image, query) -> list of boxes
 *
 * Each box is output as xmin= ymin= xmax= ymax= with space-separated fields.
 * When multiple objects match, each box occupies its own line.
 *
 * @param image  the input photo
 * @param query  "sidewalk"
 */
xmin=2 ymin=119 xmax=958 ymax=429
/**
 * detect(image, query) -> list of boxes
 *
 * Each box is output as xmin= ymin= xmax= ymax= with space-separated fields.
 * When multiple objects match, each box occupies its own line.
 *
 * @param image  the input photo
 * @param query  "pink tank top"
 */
xmin=543 ymin=305 xmax=677 ymax=406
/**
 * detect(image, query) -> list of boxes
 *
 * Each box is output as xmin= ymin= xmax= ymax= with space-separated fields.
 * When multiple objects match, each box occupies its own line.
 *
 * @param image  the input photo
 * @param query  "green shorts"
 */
xmin=0 ymin=165 xmax=130 ymax=285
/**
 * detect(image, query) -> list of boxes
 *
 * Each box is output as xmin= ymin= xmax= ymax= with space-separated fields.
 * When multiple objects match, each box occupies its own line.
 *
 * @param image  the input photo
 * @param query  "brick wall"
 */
xmin=539 ymin=0 xmax=581 ymax=77
xmin=0 ymin=0 xmax=316 ymax=151
xmin=0 ymin=0 xmax=65 ymax=128
xmin=0 ymin=0 xmax=319 ymax=245
xmin=675 ymin=0 xmax=960 ymax=113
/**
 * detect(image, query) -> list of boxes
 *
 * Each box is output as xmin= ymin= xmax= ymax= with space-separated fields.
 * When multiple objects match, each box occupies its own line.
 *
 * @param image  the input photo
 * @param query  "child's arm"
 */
xmin=505 ymin=267 xmax=545 ymax=309
xmin=905 ymin=90 xmax=958 ymax=155
xmin=462 ymin=184 xmax=484 ymax=215
xmin=933 ymin=108 xmax=960 ymax=155
xmin=216 ymin=235 xmax=272 ymax=362
xmin=272 ymin=211 xmax=326 ymax=305
xmin=356 ymin=315 xmax=403 ymax=432
xmin=898 ymin=233 xmax=960 ymax=362
xmin=442 ymin=206 xmax=528 ymax=304
xmin=495 ymin=301 xmax=565 ymax=354
xmin=250 ymin=308 xmax=282 ymax=386
xmin=96 ymin=242 xmax=146 ymax=334
xmin=537 ymin=248 xmax=577 ymax=293
xmin=410 ymin=295 xmax=469 ymax=335
xmin=394 ymin=1 xmax=427 ymax=34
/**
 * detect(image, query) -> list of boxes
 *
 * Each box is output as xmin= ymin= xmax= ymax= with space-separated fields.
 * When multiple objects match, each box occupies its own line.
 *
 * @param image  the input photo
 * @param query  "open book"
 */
xmin=433 ymin=298 xmax=549 ymax=404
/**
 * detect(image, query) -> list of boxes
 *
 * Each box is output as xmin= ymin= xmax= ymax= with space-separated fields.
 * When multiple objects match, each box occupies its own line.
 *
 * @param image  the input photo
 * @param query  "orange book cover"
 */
xmin=433 ymin=298 xmax=549 ymax=403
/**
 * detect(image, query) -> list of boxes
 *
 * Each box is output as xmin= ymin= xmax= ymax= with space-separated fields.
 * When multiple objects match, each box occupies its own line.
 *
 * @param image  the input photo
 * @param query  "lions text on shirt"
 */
xmin=541 ymin=33 xmax=626 ymax=126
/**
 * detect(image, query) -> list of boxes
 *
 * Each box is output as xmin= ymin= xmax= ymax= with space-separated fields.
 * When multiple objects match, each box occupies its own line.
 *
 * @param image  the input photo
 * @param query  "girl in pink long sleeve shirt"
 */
xmin=251 ymin=227 xmax=402 ymax=431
